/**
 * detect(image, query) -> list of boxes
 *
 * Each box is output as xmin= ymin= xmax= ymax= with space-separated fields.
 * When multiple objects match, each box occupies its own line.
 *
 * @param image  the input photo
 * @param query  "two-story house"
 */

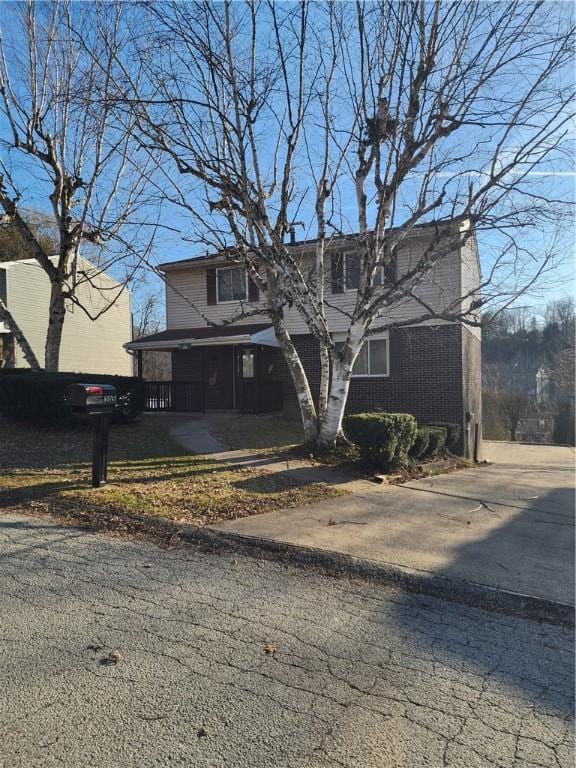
xmin=0 ymin=255 xmax=133 ymax=375
xmin=127 ymin=220 xmax=482 ymax=454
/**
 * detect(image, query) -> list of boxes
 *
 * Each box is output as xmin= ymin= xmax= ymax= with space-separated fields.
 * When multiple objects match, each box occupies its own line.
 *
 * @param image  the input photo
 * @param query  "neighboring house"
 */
xmin=484 ymin=361 xmax=553 ymax=404
xmin=127 ymin=220 xmax=482 ymax=454
xmin=0 ymin=256 xmax=132 ymax=375
xmin=509 ymin=362 xmax=549 ymax=401
xmin=516 ymin=416 xmax=555 ymax=444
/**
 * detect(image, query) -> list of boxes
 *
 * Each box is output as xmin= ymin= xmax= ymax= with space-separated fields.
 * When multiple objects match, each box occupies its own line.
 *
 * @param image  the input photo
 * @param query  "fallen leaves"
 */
xmin=0 ymin=414 xmax=341 ymax=537
xmin=264 ymin=643 xmax=277 ymax=657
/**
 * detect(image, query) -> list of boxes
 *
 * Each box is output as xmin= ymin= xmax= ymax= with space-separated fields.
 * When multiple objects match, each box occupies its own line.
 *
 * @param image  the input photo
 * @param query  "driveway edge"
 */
xmin=35 ymin=505 xmax=574 ymax=628
xmin=188 ymin=526 xmax=574 ymax=628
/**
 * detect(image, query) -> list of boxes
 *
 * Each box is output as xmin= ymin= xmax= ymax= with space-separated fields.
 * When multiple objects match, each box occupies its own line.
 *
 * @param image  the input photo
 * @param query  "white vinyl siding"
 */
xmin=164 ymin=229 xmax=465 ymax=334
xmin=5 ymin=257 xmax=132 ymax=374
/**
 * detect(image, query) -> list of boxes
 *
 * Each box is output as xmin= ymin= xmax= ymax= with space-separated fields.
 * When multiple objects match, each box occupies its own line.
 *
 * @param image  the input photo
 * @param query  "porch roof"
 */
xmin=125 ymin=323 xmax=278 ymax=351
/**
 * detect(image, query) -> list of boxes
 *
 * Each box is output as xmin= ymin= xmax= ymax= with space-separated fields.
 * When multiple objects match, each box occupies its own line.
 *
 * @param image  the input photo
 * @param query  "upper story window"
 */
xmin=345 ymin=253 xmax=361 ymax=290
xmin=332 ymin=253 xmax=386 ymax=294
xmin=0 ymin=268 xmax=6 ymax=305
xmin=217 ymin=267 xmax=247 ymax=303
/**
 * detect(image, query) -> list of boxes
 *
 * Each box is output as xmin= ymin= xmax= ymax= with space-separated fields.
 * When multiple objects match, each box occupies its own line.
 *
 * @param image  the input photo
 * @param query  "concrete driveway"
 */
xmin=1 ymin=512 xmax=574 ymax=768
xmin=216 ymin=442 xmax=575 ymax=606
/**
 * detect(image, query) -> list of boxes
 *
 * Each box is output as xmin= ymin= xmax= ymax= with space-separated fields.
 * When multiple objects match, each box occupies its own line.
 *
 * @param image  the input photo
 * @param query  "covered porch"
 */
xmin=125 ymin=324 xmax=285 ymax=415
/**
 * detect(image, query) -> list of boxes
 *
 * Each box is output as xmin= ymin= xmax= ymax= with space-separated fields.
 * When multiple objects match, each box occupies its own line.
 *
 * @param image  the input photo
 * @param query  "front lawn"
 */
xmin=210 ymin=413 xmax=304 ymax=450
xmin=0 ymin=414 xmax=340 ymax=532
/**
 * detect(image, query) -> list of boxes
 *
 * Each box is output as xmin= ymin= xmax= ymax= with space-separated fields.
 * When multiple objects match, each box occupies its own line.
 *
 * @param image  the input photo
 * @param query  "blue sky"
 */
xmin=0 ymin=0 xmax=573 ymax=326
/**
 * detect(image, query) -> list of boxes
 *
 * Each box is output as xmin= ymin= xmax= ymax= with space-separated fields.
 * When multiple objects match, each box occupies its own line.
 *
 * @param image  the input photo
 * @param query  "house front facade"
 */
xmin=127 ymin=221 xmax=482 ymax=455
xmin=0 ymin=256 xmax=133 ymax=375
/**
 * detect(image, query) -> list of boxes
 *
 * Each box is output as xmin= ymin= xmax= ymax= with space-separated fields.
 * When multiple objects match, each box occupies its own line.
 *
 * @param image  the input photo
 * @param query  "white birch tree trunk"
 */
xmin=268 ymin=310 xmax=318 ymax=443
xmin=317 ymin=323 xmax=365 ymax=448
xmin=318 ymin=361 xmax=352 ymax=448
xmin=44 ymin=283 xmax=66 ymax=372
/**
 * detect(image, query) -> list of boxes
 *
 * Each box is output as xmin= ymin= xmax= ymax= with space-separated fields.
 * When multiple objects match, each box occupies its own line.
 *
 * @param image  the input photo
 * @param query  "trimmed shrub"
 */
xmin=426 ymin=421 xmax=461 ymax=452
xmin=409 ymin=427 xmax=431 ymax=459
xmin=344 ymin=412 xmax=417 ymax=472
xmin=425 ymin=426 xmax=448 ymax=457
xmin=0 ymin=371 xmax=144 ymax=428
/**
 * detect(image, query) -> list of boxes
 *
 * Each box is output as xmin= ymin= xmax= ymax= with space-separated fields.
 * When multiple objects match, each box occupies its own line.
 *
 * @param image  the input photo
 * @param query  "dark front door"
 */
xmin=203 ymin=347 xmax=234 ymax=410
xmin=238 ymin=346 xmax=258 ymax=413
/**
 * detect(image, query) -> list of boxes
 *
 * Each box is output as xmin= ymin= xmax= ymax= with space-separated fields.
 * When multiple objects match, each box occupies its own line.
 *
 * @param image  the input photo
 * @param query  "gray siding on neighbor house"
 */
xmin=2 ymin=256 xmax=132 ymax=375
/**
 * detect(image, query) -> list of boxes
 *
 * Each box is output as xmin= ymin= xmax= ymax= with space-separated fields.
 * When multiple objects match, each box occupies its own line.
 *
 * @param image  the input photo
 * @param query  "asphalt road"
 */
xmin=1 ymin=512 xmax=574 ymax=768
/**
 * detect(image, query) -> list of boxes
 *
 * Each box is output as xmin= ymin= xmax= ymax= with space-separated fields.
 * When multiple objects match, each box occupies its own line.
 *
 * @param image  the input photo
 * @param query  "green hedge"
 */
xmin=409 ymin=428 xmax=431 ymax=459
xmin=426 ymin=421 xmax=461 ymax=452
xmin=344 ymin=412 xmax=417 ymax=472
xmin=425 ymin=426 xmax=448 ymax=457
xmin=410 ymin=425 xmax=453 ymax=460
xmin=0 ymin=370 xmax=144 ymax=428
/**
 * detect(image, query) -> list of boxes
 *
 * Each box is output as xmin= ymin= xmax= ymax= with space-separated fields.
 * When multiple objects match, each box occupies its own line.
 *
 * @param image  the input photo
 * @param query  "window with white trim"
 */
xmin=352 ymin=336 xmax=388 ymax=376
xmin=216 ymin=267 xmax=247 ymax=302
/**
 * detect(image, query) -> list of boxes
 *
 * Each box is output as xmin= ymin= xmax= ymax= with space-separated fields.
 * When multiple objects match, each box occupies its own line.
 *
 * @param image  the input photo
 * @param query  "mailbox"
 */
xmin=66 ymin=383 xmax=117 ymax=488
xmin=66 ymin=383 xmax=117 ymax=417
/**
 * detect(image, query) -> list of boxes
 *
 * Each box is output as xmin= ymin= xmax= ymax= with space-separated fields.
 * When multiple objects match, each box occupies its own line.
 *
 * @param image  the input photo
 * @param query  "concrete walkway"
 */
xmin=214 ymin=442 xmax=575 ymax=606
xmin=169 ymin=415 xmax=377 ymax=491
xmin=169 ymin=415 xmax=230 ymax=454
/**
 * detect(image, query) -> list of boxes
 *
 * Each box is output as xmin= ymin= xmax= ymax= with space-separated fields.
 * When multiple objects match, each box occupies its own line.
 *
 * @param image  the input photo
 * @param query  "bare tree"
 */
xmin=132 ymin=292 xmax=171 ymax=381
xmin=117 ymin=1 xmax=572 ymax=447
xmin=484 ymin=363 xmax=533 ymax=441
xmin=0 ymin=1 xmax=157 ymax=371
xmin=0 ymin=210 xmax=57 ymax=263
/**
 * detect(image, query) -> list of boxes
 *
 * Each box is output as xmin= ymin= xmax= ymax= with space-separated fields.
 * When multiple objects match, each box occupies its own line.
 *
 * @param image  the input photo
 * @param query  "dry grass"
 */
xmin=0 ymin=414 xmax=340 ymax=530
xmin=210 ymin=413 xmax=305 ymax=450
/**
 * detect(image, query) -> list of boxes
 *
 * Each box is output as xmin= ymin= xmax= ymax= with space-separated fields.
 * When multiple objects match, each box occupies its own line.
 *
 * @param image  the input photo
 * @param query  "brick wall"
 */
xmin=287 ymin=326 xmax=469 ymax=452
xmin=170 ymin=325 xmax=481 ymax=455
xmin=343 ymin=325 xmax=464 ymax=425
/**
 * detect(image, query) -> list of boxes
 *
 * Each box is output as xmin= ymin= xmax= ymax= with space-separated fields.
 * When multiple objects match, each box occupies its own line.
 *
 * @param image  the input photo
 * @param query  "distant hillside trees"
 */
xmin=482 ymin=299 xmax=575 ymax=443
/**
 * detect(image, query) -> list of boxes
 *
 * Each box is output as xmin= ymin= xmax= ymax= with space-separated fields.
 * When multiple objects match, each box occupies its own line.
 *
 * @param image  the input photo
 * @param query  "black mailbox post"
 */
xmin=66 ymin=384 xmax=117 ymax=488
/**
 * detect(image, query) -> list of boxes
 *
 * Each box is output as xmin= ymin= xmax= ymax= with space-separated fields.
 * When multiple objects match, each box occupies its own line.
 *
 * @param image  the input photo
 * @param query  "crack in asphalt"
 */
xmin=0 ymin=512 xmax=573 ymax=768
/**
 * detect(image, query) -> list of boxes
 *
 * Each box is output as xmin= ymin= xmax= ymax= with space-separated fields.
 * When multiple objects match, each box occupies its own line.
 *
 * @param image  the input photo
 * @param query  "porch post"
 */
xmin=137 ymin=350 xmax=143 ymax=379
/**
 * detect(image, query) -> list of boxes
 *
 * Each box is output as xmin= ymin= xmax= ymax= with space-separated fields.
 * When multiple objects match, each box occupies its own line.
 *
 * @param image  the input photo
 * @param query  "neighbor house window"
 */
xmin=344 ymin=254 xmax=384 ymax=290
xmin=217 ymin=267 xmax=247 ymax=302
xmin=352 ymin=334 xmax=389 ymax=377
